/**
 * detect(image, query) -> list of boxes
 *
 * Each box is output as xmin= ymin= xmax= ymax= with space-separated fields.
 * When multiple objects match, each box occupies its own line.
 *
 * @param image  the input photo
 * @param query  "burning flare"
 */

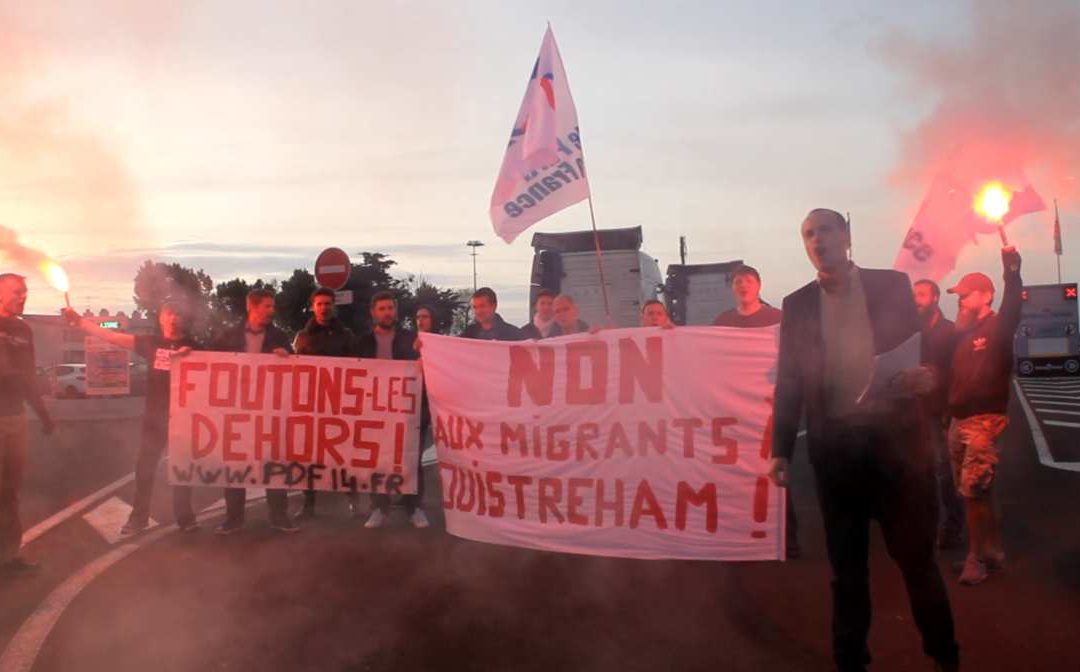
xmin=39 ymin=260 xmax=70 ymax=293
xmin=973 ymin=182 xmax=1012 ymax=222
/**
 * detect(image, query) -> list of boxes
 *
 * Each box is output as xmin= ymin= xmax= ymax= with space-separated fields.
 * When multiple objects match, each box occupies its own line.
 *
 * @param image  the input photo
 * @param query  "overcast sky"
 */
xmin=5 ymin=0 xmax=1078 ymax=324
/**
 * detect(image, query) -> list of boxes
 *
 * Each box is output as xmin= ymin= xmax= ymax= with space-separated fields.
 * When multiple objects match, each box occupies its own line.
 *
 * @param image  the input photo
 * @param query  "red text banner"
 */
xmin=421 ymin=327 xmax=784 ymax=561
xmin=168 ymin=352 xmax=422 ymax=495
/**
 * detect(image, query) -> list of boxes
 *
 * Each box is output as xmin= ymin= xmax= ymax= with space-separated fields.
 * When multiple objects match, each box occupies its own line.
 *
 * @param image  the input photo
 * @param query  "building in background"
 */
xmin=24 ymin=310 xmax=154 ymax=397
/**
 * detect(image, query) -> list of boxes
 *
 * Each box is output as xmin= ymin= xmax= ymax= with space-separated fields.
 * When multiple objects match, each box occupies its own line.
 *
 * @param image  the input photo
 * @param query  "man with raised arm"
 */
xmin=63 ymin=300 xmax=197 ymax=537
xmin=945 ymin=247 xmax=1023 ymax=586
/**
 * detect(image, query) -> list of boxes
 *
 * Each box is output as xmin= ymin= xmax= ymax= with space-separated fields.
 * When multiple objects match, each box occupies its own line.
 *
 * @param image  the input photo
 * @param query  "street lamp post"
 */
xmin=466 ymin=240 xmax=484 ymax=293
xmin=466 ymin=240 xmax=485 ymax=323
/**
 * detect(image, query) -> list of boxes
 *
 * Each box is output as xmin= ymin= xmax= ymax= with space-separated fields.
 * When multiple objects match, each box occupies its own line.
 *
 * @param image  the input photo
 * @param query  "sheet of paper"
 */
xmin=857 ymin=332 xmax=921 ymax=404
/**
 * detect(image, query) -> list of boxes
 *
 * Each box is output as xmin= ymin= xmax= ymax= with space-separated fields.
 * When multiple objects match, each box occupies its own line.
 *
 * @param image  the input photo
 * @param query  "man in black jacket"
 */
xmin=945 ymin=247 xmax=1022 ymax=586
xmin=548 ymin=294 xmax=590 ymax=337
xmin=213 ymin=288 xmax=297 ymax=535
xmin=1 ymin=274 xmax=55 ymax=573
xmin=769 ymin=209 xmax=958 ymax=672
xmin=461 ymin=287 xmax=525 ymax=341
xmin=355 ymin=291 xmax=427 ymax=529
xmin=293 ymin=287 xmax=360 ymax=518
xmin=520 ymin=288 xmax=556 ymax=339
xmin=913 ymin=279 xmax=963 ymax=550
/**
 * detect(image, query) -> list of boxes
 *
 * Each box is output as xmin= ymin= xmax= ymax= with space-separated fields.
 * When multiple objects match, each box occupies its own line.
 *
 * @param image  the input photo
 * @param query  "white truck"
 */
xmin=529 ymin=226 xmax=663 ymax=328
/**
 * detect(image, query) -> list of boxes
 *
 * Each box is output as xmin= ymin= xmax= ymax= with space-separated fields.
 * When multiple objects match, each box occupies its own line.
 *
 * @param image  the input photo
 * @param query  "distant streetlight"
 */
xmin=466 ymin=240 xmax=485 ymax=293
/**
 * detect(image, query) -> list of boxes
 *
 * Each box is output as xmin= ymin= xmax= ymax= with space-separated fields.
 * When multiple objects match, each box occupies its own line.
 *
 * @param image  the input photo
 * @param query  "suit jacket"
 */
xmin=772 ymin=267 xmax=921 ymax=463
xmin=355 ymin=328 xmax=427 ymax=432
xmin=355 ymin=328 xmax=419 ymax=361
xmin=213 ymin=323 xmax=294 ymax=355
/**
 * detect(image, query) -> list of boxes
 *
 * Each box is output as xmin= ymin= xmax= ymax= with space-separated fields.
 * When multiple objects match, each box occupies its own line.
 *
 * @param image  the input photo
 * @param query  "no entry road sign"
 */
xmin=315 ymin=247 xmax=351 ymax=290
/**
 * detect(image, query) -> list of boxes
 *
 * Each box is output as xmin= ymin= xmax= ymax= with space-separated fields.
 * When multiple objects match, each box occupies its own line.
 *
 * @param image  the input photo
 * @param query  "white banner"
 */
xmin=422 ymin=327 xmax=785 ymax=561
xmin=490 ymin=26 xmax=590 ymax=243
xmin=168 ymin=351 xmax=422 ymax=494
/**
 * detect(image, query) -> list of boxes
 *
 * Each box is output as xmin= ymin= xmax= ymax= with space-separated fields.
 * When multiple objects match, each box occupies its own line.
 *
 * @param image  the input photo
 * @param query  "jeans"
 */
xmin=0 ymin=414 xmax=28 ymax=562
xmin=132 ymin=421 xmax=194 ymax=527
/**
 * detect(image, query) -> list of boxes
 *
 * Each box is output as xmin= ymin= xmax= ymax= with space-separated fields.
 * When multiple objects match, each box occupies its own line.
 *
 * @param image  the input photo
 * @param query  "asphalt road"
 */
xmin=2 ymin=387 xmax=1078 ymax=671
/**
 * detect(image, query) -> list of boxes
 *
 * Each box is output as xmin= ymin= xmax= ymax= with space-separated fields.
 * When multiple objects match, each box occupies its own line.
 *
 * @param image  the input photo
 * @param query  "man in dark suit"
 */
xmin=213 ymin=288 xmax=298 ymax=535
xmin=355 ymin=291 xmax=428 ymax=529
xmin=769 ymin=209 xmax=958 ymax=672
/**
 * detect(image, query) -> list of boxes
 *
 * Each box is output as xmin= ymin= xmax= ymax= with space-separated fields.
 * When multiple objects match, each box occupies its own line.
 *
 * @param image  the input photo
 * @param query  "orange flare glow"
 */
xmin=973 ymin=181 xmax=1012 ymax=222
xmin=38 ymin=260 xmax=70 ymax=293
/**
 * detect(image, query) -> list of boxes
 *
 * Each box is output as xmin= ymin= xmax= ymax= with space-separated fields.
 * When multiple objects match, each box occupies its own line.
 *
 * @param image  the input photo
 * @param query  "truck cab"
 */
xmin=528 ymin=226 xmax=663 ymax=328
xmin=665 ymin=261 xmax=745 ymax=326
xmin=1014 ymin=282 xmax=1079 ymax=377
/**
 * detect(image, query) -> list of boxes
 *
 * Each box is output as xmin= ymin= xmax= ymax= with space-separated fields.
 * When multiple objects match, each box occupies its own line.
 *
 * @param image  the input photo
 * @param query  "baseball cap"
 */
xmin=947 ymin=272 xmax=994 ymax=297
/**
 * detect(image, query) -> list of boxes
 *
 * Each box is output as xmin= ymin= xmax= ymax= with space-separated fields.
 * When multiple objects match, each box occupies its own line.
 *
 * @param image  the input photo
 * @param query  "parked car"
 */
xmin=50 ymin=364 xmax=88 ymax=398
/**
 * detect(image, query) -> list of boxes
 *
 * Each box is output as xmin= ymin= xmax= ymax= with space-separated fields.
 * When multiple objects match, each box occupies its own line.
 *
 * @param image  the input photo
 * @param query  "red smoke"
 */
xmin=883 ymin=0 xmax=1080 ymax=204
xmin=0 ymin=3 xmax=148 ymax=261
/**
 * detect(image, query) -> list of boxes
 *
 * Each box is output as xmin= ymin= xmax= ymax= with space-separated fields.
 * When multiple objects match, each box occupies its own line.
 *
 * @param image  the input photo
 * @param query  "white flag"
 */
xmin=490 ymin=27 xmax=590 ymax=243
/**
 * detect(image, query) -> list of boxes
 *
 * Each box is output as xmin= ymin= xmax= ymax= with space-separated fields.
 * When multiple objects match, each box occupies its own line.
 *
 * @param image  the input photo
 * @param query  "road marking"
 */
xmin=81 ymin=497 xmax=154 ymax=545
xmin=1045 ymin=420 xmax=1080 ymax=428
xmin=21 ymin=473 xmax=134 ymax=547
xmin=1020 ymin=386 xmax=1080 ymax=393
xmin=1026 ymin=400 xmax=1080 ymax=407
xmin=0 ymin=495 xmax=264 ymax=672
xmin=1013 ymin=380 xmax=1080 ymax=474
xmin=0 ymin=542 xmax=153 ymax=672
xmin=1034 ymin=408 xmax=1080 ymax=417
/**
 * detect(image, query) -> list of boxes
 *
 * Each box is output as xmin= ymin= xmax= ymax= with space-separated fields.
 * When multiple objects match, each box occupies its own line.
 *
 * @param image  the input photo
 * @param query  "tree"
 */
xmin=403 ymin=279 xmax=466 ymax=334
xmin=132 ymin=260 xmax=214 ymax=338
xmin=276 ymin=269 xmax=317 ymax=334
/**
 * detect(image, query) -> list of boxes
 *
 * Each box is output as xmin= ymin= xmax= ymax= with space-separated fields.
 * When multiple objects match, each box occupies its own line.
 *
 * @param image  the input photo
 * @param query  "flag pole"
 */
xmin=586 ymin=194 xmax=613 ymax=324
xmin=1054 ymin=198 xmax=1063 ymax=285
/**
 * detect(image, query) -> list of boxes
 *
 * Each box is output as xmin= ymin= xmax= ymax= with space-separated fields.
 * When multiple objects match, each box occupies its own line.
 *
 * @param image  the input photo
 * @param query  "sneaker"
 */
xmin=364 ymin=509 xmax=388 ymax=529
xmin=120 ymin=518 xmax=150 ymax=536
xmin=958 ymin=554 xmax=989 ymax=586
xmin=177 ymin=520 xmax=200 ymax=534
xmin=270 ymin=516 xmax=300 ymax=533
xmin=1 ymin=557 xmax=40 ymax=574
xmin=409 ymin=509 xmax=431 ymax=529
xmin=215 ymin=519 xmax=244 ymax=536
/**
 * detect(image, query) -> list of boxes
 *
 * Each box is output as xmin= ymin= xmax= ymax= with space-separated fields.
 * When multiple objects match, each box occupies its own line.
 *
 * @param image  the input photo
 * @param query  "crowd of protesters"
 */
xmin=0 ymin=207 xmax=1026 ymax=672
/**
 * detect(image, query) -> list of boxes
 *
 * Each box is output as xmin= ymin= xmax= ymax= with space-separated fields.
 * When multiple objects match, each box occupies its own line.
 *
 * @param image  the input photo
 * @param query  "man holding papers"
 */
xmin=768 ymin=209 xmax=958 ymax=672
